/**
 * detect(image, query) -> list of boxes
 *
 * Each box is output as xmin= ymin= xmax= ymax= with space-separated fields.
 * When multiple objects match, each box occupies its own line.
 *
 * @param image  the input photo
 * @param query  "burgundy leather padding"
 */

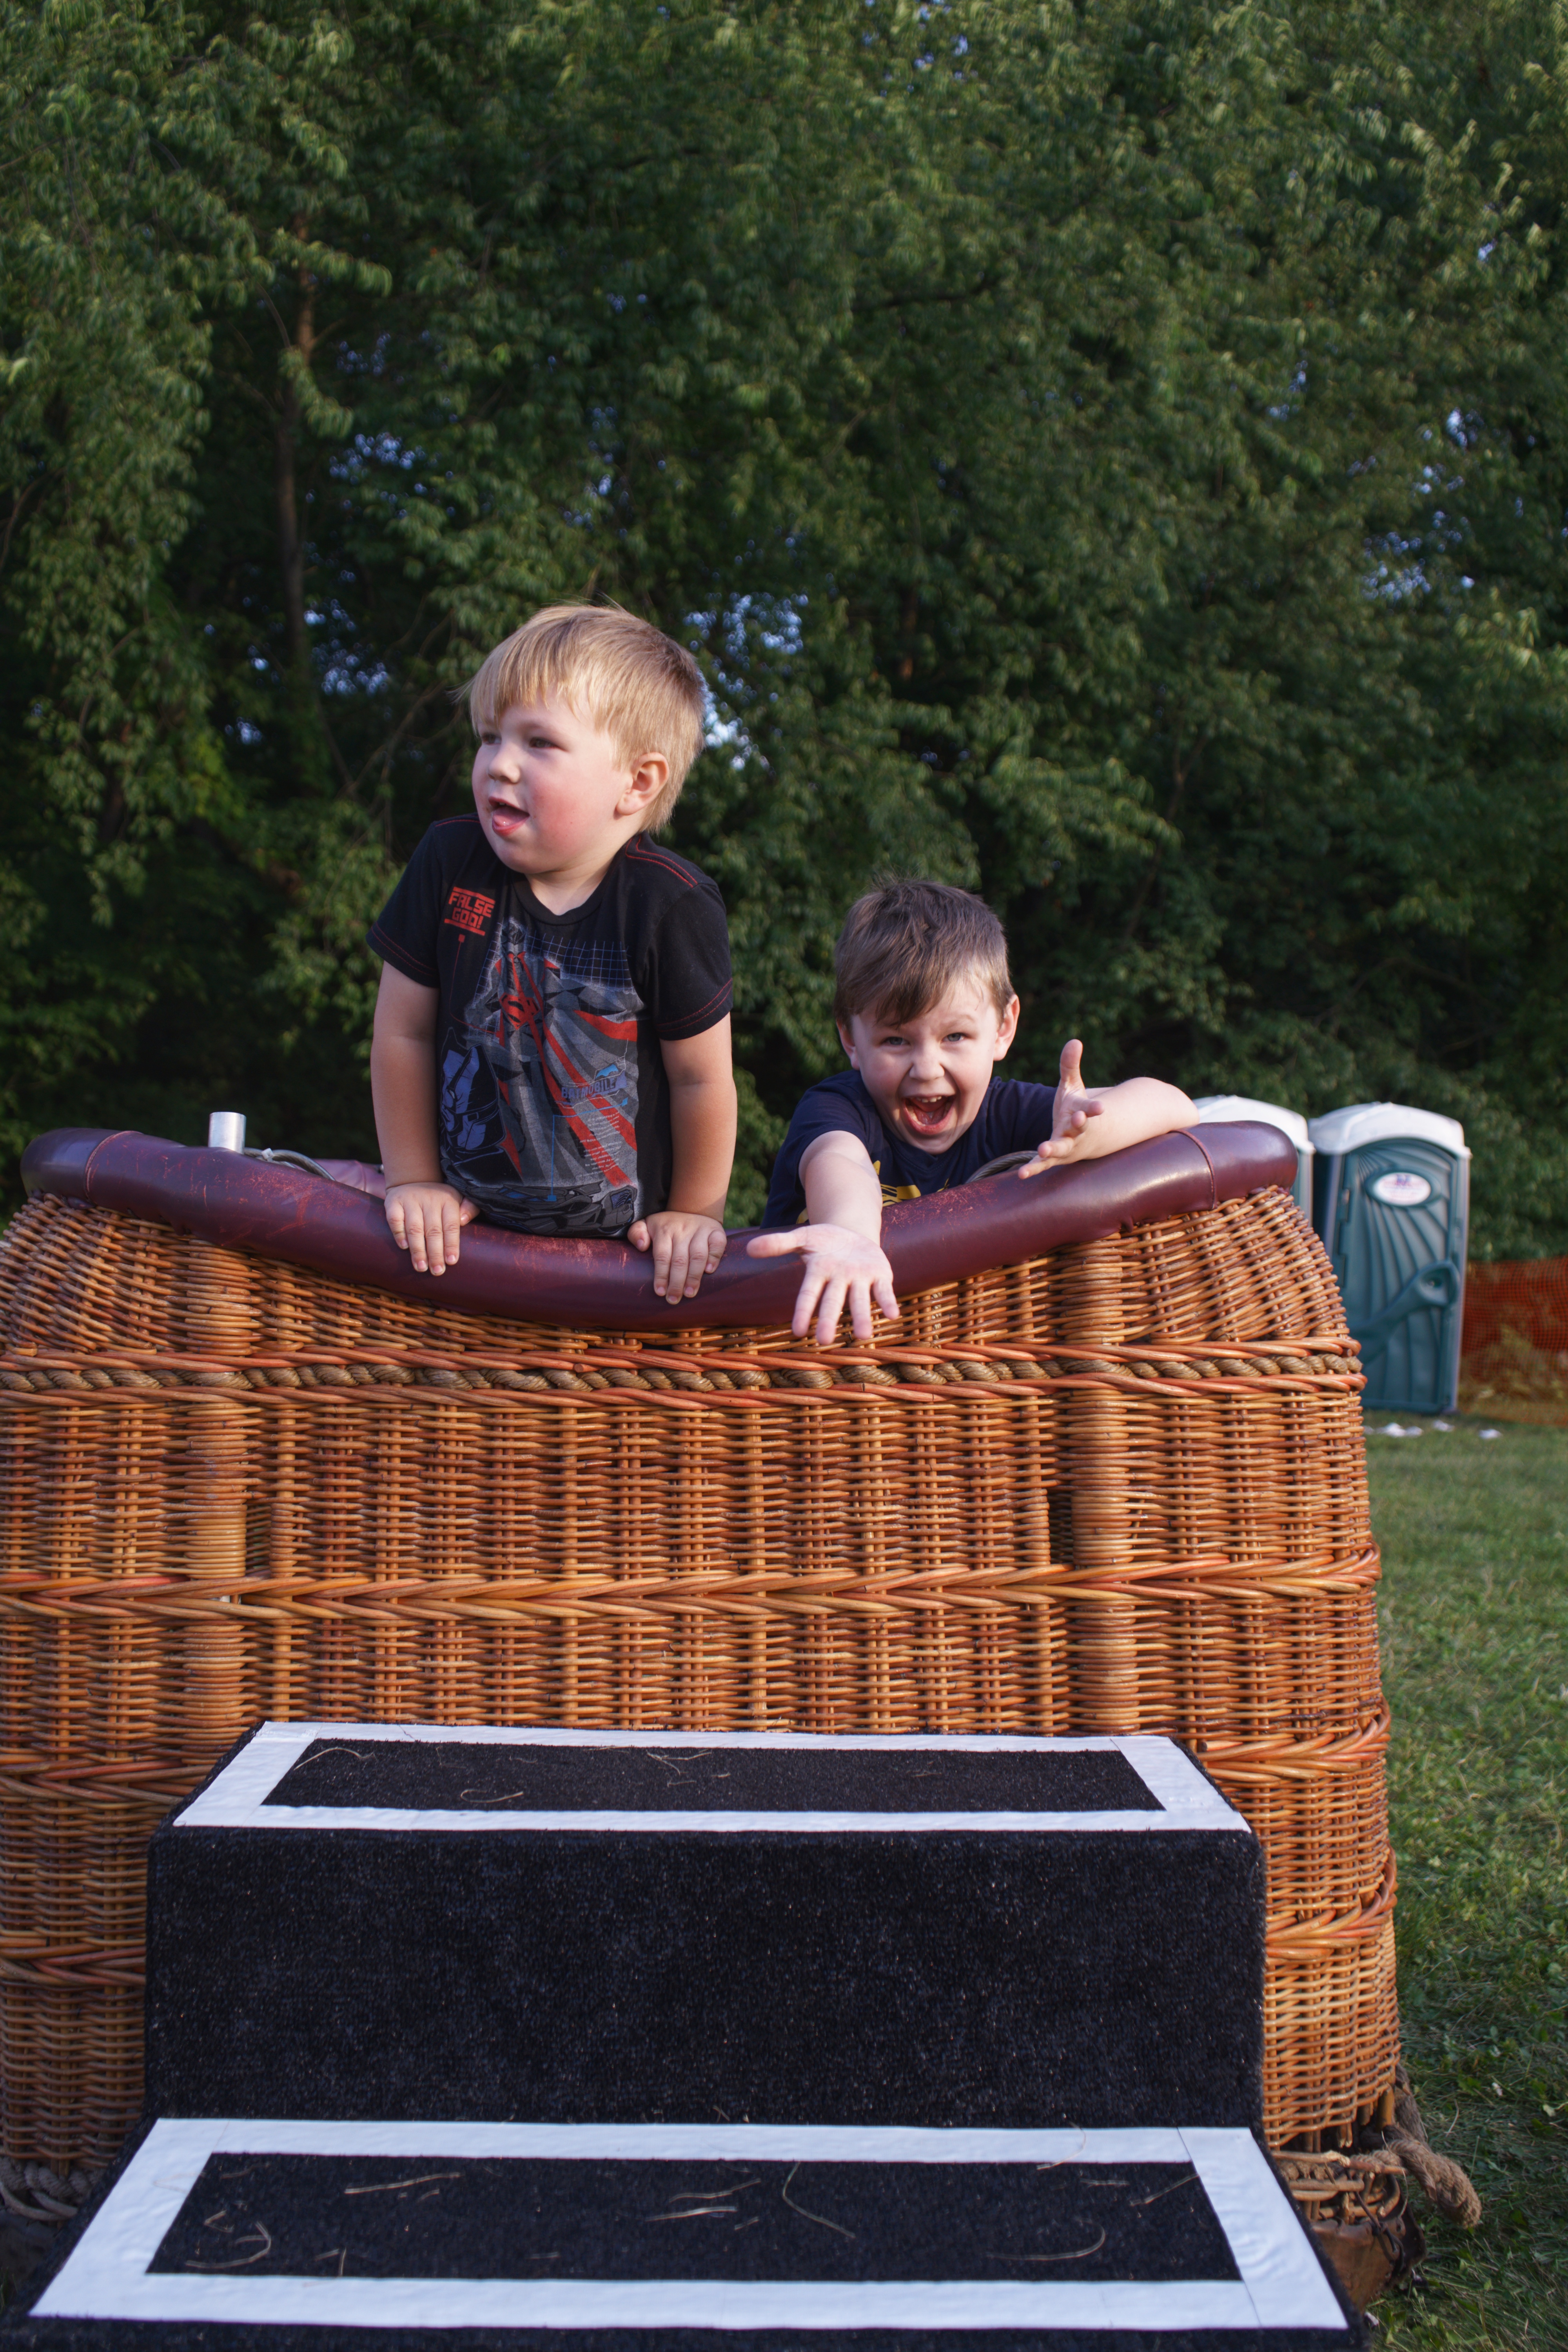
xmin=316 ymin=1158 xmax=388 ymax=1198
xmin=19 ymin=1123 xmax=1296 ymax=1335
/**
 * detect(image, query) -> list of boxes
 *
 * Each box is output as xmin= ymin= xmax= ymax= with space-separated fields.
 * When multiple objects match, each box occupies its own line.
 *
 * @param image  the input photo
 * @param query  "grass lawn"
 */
xmin=1369 ymin=1417 xmax=1568 ymax=2349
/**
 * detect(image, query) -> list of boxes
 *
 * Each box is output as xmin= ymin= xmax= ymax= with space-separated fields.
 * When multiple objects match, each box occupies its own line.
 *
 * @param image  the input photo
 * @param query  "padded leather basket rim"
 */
xmin=20 ymin=1123 xmax=1298 ymax=1333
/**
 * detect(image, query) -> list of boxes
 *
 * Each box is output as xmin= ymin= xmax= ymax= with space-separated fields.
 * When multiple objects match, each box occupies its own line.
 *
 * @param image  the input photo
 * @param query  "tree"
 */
xmin=3 ymin=0 xmax=1566 ymax=1249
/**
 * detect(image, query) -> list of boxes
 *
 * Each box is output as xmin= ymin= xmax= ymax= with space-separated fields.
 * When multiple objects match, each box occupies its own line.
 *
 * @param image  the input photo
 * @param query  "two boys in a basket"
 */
xmin=368 ymin=604 xmax=1194 ymax=1334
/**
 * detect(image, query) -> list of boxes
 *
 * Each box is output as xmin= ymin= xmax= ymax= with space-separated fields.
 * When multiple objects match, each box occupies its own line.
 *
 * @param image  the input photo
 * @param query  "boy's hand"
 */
xmin=747 ymin=1224 xmax=901 ymax=1345
xmin=1019 ymin=1037 xmax=1105 ymax=1177
xmin=384 ymin=1181 xmax=478 ymax=1275
xmin=629 ymin=1210 xmax=728 ymax=1302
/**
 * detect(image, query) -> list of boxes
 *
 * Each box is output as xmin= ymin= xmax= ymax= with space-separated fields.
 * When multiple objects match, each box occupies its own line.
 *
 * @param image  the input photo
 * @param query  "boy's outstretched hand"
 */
xmin=1018 ymin=1037 xmax=1105 ymax=1177
xmin=630 ymin=1210 xmax=728 ymax=1302
xmin=747 ymin=1224 xmax=901 ymax=1345
xmin=384 ymin=1180 xmax=480 ymax=1275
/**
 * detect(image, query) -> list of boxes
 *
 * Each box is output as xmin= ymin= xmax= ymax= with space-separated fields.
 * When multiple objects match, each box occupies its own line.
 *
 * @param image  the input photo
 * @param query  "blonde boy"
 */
xmin=750 ymin=880 xmax=1195 ymax=1340
xmin=368 ymin=606 xmax=736 ymax=1303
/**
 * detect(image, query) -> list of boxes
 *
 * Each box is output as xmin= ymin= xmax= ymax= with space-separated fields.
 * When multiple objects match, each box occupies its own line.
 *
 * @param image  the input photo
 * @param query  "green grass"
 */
xmin=1369 ymin=1417 xmax=1568 ymax=2348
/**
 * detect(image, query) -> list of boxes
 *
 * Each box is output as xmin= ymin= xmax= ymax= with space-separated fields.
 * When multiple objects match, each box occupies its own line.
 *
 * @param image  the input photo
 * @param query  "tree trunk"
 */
xmin=274 ymin=278 xmax=315 ymax=673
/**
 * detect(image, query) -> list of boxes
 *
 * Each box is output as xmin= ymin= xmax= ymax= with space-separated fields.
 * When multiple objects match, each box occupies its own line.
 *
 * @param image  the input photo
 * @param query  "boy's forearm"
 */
xmin=1075 ymin=1077 xmax=1197 ymax=1160
xmin=371 ymin=1032 xmax=445 ymax=1185
xmin=800 ymin=1136 xmax=884 ymax=1241
xmin=748 ymin=1131 xmax=897 ymax=1343
xmin=666 ymin=1073 xmax=738 ymax=1222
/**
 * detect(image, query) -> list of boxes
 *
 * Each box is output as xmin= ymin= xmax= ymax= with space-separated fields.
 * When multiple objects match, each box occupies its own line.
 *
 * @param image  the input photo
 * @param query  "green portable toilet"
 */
xmin=1192 ymin=1096 xmax=1313 ymax=1221
xmin=1307 ymin=1103 xmax=1470 ymax=1414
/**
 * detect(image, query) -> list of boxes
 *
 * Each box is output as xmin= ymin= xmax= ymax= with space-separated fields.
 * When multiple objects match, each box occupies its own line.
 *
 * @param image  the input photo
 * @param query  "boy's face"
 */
xmin=839 ymin=978 xmax=1021 ymax=1156
xmin=471 ymin=696 xmax=664 ymax=890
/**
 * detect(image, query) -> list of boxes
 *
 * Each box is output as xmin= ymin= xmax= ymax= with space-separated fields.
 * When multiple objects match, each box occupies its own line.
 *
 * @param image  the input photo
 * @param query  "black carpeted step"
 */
xmin=5 ymin=2116 xmax=1361 ymax=2349
xmin=145 ymin=1725 xmax=1265 ymax=2130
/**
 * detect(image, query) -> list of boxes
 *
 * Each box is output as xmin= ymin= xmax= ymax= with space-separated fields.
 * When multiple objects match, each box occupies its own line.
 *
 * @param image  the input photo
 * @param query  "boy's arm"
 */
xmin=746 ymin=1131 xmax=901 ymax=1344
xmin=1020 ymin=1038 xmax=1196 ymax=1176
xmin=628 ymin=1018 xmax=737 ymax=1301
xmin=370 ymin=962 xmax=478 ymax=1275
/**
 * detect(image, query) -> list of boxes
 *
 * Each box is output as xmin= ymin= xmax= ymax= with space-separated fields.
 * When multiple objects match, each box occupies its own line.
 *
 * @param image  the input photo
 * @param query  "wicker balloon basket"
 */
xmin=0 ymin=1181 xmax=1396 ymax=2170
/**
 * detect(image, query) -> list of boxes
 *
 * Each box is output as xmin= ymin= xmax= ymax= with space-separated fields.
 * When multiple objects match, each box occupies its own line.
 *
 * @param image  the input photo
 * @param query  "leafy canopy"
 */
xmin=3 ymin=0 xmax=1566 ymax=1248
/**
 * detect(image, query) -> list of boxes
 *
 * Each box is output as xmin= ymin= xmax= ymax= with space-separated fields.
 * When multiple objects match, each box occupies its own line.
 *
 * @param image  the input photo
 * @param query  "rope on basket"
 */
xmin=0 ymin=1334 xmax=1364 ymax=1396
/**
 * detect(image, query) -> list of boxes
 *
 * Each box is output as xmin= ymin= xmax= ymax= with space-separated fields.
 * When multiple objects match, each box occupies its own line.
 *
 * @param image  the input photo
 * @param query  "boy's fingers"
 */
xmin=678 ymin=1227 xmax=725 ymax=1299
xmin=1059 ymin=1036 xmax=1085 ymax=1089
xmin=405 ymin=1204 xmax=430 ymax=1275
xmin=791 ymin=1265 xmax=827 ymax=1339
xmin=663 ymin=1236 xmax=693 ymax=1301
xmin=874 ymin=1273 xmax=901 ymax=1322
xmin=627 ymin=1220 xmax=651 ymax=1253
xmin=384 ymin=1186 xmax=475 ymax=1276
xmin=816 ymin=1277 xmax=848 ymax=1345
xmin=847 ymin=1279 xmax=876 ymax=1342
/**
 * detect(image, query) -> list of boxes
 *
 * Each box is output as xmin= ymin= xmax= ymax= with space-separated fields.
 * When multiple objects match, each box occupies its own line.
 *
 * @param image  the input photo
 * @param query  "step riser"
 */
xmin=149 ymin=1828 xmax=1265 ymax=2127
xmin=146 ymin=1726 xmax=1264 ymax=2131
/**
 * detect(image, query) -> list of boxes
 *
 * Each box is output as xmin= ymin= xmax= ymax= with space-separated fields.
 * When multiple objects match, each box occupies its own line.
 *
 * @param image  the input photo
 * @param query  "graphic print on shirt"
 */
xmin=442 ymin=915 xmax=643 ymax=1234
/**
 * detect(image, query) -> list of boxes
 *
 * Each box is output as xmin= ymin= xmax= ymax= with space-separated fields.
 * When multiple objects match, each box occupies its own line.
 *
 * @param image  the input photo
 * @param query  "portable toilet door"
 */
xmin=1192 ymin=1096 xmax=1313 ymax=1221
xmin=1307 ymin=1103 xmax=1470 ymax=1414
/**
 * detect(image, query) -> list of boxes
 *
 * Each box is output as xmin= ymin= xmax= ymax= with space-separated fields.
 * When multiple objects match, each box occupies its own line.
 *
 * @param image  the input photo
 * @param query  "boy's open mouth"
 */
xmin=901 ymin=1094 xmax=955 ymax=1135
xmin=486 ymin=800 xmax=528 ymax=835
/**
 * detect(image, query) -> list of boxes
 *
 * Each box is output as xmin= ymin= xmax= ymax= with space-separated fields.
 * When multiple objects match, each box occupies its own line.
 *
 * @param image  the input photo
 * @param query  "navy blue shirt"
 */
xmin=762 ymin=1070 xmax=1058 ymax=1227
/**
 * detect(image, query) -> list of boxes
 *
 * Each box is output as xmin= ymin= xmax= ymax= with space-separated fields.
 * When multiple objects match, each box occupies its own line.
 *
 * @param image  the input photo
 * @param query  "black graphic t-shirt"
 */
xmin=763 ymin=1069 xmax=1058 ymax=1227
xmin=369 ymin=819 xmax=731 ymax=1236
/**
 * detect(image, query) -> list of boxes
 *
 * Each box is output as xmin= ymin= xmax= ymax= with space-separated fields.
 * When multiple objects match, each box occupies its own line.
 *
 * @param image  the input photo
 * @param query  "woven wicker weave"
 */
xmin=0 ymin=1186 xmax=1396 ymax=2166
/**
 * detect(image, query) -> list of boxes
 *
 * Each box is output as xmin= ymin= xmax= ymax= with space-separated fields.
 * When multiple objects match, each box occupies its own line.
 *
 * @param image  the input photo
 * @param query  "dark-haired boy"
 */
xmin=749 ymin=880 xmax=1194 ymax=1341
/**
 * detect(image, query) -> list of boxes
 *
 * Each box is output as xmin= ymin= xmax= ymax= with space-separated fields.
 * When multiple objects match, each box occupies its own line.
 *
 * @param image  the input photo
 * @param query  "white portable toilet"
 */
xmin=1192 ymin=1096 xmax=1313 ymax=1221
xmin=1307 ymin=1103 xmax=1470 ymax=1414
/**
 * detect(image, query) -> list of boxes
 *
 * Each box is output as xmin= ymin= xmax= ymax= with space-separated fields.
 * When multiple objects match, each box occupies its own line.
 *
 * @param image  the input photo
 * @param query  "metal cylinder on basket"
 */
xmin=0 ymin=1181 xmax=1397 ymax=2168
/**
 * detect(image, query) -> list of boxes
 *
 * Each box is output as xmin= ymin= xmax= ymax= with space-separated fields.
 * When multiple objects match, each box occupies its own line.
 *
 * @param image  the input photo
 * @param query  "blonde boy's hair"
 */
xmin=833 ymin=880 xmax=1014 ymax=1029
xmin=465 ymin=605 xmax=706 ymax=833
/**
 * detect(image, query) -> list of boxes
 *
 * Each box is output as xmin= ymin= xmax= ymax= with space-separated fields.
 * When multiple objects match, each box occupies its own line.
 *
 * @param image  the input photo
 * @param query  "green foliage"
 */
xmin=4 ymin=0 xmax=1568 ymax=1241
xmin=1370 ymin=1419 xmax=1568 ymax=2345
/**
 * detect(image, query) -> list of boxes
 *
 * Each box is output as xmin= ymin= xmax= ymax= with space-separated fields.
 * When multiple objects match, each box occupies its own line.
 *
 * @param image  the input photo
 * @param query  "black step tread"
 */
xmin=6 ymin=2120 xmax=1359 ymax=2350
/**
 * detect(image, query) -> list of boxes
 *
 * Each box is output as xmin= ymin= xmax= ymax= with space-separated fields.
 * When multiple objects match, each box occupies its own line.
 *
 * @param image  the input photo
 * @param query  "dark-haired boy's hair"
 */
xmin=832 ymin=881 xmax=1013 ymax=1029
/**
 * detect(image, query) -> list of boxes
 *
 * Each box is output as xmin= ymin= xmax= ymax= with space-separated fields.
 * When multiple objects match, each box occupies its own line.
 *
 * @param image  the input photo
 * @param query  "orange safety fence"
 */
xmin=1459 ymin=1256 xmax=1568 ymax=1425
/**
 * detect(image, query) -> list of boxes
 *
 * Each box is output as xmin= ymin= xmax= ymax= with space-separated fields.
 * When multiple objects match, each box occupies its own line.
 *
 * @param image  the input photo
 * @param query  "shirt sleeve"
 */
xmin=761 ymin=1080 xmax=885 ymax=1228
xmin=367 ymin=828 xmax=446 ymax=989
xmin=644 ymin=874 xmax=734 ymax=1041
xmin=986 ymin=1079 xmax=1058 ymax=1157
